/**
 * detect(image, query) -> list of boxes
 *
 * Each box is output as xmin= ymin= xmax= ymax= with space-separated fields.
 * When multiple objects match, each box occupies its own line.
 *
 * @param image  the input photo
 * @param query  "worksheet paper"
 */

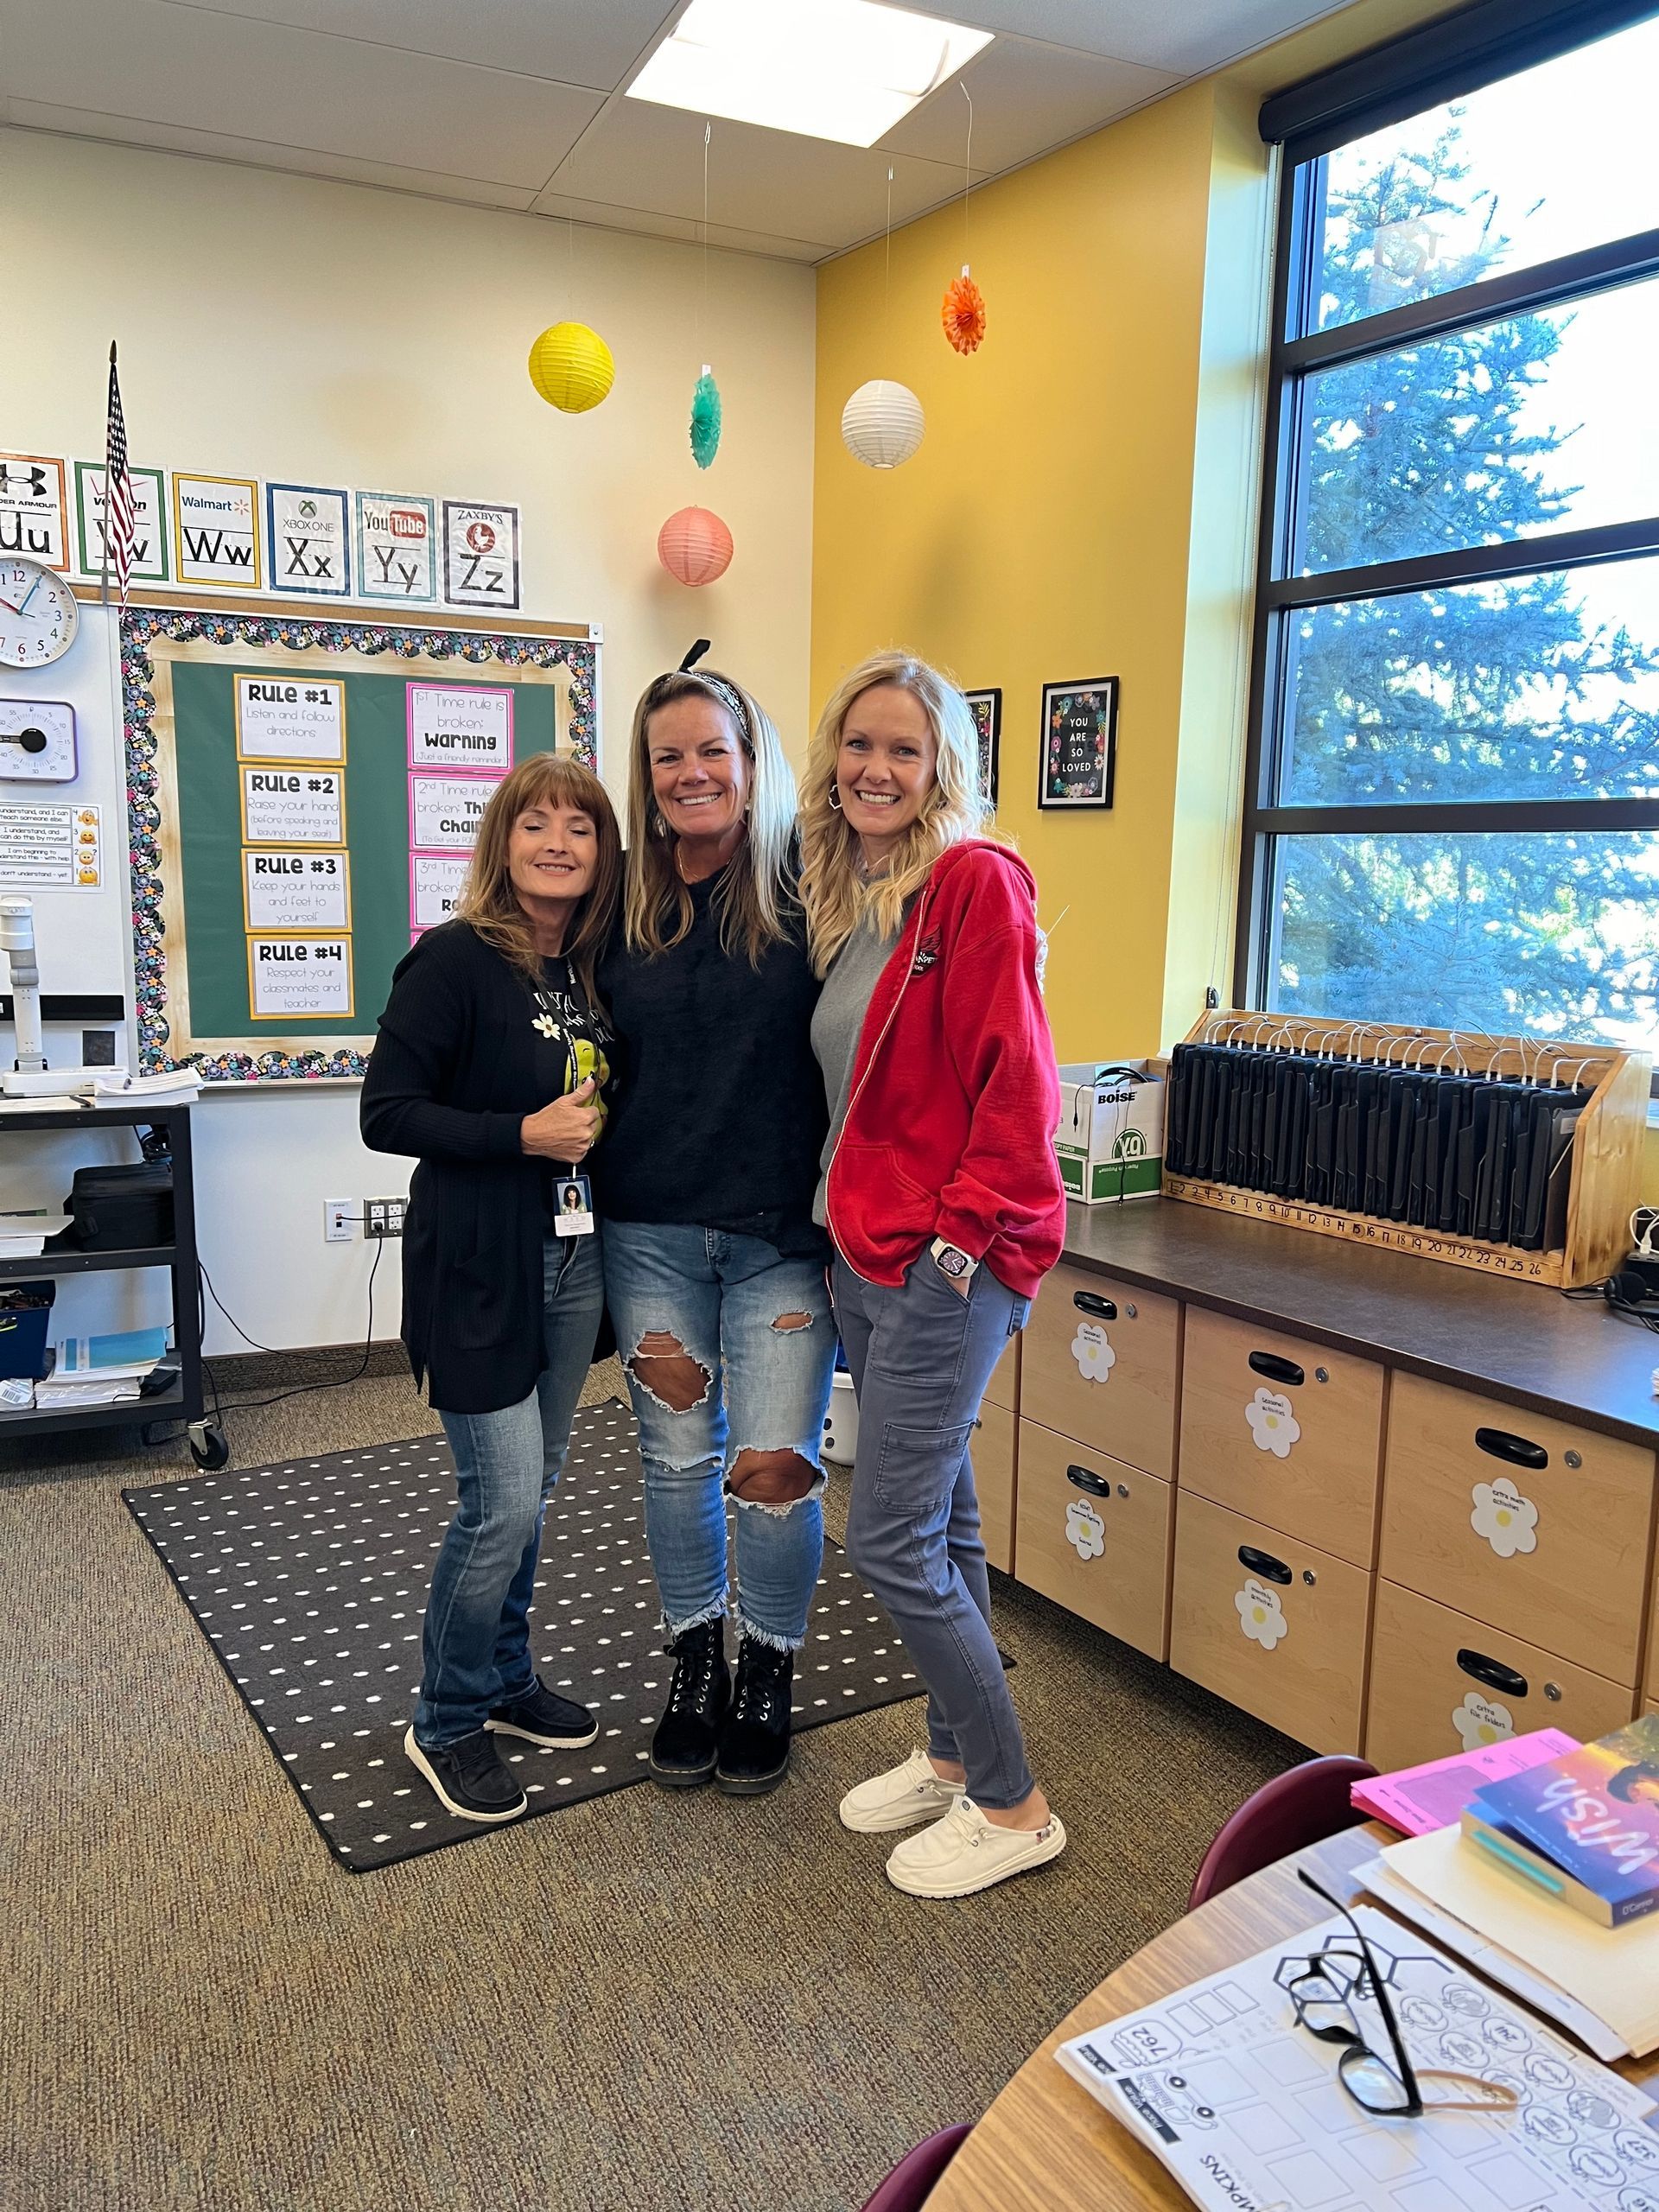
xmin=1055 ymin=1908 xmax=1659 ymax=2212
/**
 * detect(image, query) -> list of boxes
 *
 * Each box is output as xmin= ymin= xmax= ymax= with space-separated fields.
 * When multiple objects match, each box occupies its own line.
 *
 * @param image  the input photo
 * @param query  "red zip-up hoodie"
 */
xmin=824 ymin=840 xmax=1066 ymax=1298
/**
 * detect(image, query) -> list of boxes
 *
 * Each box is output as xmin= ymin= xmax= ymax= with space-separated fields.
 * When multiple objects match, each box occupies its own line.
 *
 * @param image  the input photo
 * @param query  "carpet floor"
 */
xmin=0 ymin=1357 xmax=1307 ymax=2212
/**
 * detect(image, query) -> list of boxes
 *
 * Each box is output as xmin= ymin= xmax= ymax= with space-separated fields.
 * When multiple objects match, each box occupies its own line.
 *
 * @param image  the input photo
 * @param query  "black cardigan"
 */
xmin=360 ymin=922 xmax=568 ymax=1415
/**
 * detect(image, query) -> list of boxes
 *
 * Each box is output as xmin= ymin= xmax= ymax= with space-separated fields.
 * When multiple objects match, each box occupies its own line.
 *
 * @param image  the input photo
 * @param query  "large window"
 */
xmin=1242 ymin=3 xmax=1659 ymax=1059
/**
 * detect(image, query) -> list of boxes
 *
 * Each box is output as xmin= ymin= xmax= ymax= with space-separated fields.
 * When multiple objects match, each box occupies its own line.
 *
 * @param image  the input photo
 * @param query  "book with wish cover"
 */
xmin=1464 ymin=1714 xmax=1659 ymax=1930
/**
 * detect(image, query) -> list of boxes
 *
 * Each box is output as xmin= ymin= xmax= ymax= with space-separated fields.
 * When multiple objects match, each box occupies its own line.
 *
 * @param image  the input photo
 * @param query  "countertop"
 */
xmin=1062 ymin=1198 xmax=1659 ymax=1449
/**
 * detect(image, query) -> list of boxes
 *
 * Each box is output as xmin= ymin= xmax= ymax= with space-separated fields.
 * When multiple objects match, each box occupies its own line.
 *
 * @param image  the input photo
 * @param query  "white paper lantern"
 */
xmin=841 ymin=378 xmax=925 ymax=469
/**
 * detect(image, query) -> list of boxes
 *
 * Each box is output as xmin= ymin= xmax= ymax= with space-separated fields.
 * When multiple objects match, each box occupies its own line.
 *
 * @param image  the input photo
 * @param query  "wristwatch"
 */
xmin=930 ymin=1237 xmax=978 ymax=1284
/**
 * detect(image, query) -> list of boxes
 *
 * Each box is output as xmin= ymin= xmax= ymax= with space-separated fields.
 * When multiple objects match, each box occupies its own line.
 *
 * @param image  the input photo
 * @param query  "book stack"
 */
xmin=34 ymin=1327 xmax=172 ymax=1412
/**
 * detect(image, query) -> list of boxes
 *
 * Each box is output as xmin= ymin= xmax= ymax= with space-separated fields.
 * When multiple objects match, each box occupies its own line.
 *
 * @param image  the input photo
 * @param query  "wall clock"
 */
xmin=0 ymin=698 xmax=77 ymax=780
xmin=0 ymin=556 xmax=80 ymax=668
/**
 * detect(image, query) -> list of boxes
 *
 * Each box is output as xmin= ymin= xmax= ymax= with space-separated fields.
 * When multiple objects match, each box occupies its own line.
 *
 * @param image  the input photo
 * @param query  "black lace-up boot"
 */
xmin=649 ymin=1618 xmax=731 ymax=1788
xmin=715 ymin=1635 xmax=795 ymax=1796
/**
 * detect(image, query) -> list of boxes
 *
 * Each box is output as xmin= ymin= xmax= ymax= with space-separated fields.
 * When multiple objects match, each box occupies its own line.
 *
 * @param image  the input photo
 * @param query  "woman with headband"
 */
xmin=594 ymin=659 xmax=834 ymax=1798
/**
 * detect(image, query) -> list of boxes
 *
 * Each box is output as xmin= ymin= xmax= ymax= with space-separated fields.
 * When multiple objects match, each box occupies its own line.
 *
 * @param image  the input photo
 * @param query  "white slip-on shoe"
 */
xmin=839 ymin=1748 xmax=967 ymax=1834
xmin=885 ymin=1796 xmax=1067 ymax=1898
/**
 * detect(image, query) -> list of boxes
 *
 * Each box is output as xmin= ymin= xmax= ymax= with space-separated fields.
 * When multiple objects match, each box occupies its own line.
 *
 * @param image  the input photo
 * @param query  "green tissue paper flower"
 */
xmin=690 ymin=371 xmax=722 ymax=469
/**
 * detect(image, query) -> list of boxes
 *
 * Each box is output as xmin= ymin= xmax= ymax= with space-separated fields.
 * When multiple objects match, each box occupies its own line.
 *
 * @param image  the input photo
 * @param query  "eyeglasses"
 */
xmin=1286 ymin=1872 xmax=1518 ymax=2118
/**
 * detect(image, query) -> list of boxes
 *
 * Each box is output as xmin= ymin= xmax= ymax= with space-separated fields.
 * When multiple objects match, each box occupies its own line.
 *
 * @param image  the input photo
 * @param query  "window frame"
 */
xmin=1236 ymin=1 xmax=1659 ymax=1072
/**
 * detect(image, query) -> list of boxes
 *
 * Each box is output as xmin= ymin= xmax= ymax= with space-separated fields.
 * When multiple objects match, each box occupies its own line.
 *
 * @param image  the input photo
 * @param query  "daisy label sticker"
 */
xmin=1452 ymin=1690 xmax=1515 ymax=1750
xmin=1065 ymin=1498 xmax=1105 ymax=1560
xmin=1236 ymin=1579 xmax=1288 ymax=1651
xmin=1245 ymin=1387 xmax=1300 ymax=1459
xmin=1071 ymin=1321 xmax=1116 ymax=1382
xmin=1470 ymin=1478 xmax=1539 ymax=1560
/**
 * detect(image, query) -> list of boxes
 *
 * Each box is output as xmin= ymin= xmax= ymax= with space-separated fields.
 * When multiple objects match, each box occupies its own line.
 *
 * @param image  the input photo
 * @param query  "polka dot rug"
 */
xmin=121 ymin=1401 xmax=924 ymax=1874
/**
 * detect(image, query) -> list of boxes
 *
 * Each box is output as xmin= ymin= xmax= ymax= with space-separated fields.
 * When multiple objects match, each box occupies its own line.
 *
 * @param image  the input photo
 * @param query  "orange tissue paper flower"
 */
xmin=941 ymin=269 xmax=986 ymax=355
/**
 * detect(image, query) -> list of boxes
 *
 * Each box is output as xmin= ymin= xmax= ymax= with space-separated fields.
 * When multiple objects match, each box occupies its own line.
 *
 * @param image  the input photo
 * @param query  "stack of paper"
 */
xmin=0 ymin=1211 xmax=70 ymax=1259
xmin=0 ymin=1376 xmax=35 ymax=1410
xmin=1363 ymin=1826 xmax=1659 ymax=2059
xmin=35 ymin=1328 xmax=171 ymax=1411
xmin=74 ymin=1071 xmax=201 ymax=1104
xmin=1056 ymin=1904 xmax=1656 ymax=2211
xmin=1354 ymin=1728 xmax=1579 ymax=1837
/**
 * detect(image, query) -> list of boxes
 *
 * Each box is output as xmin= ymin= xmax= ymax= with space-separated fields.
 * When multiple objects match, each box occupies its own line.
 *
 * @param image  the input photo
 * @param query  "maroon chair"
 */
xmin=1188 ymin=1756 xmax=1377 ymax=1910
xmin=857 ymin=2124 xmax=973 ymax=2212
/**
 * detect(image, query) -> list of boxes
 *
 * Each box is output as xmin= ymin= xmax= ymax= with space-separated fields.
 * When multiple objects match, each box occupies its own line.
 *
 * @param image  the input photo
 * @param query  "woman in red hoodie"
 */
xmin=800 ymin=650 xmax=1068 ymax=1899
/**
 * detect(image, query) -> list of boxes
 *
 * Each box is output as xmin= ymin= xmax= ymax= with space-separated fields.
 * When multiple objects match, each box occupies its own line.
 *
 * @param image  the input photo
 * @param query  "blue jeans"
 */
xmin=416 ymin=1231 xmax=604 ymax=1747
xmin=832 ymin=1251 xmax=1035 ymax=1809
xmin=604 ymin=1223 xmax=836 ymax=1649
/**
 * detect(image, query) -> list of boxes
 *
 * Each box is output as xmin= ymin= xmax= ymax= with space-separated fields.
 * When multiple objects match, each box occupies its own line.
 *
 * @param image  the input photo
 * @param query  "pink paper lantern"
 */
xmin=658 ymin=505 xmax=734 ymax=587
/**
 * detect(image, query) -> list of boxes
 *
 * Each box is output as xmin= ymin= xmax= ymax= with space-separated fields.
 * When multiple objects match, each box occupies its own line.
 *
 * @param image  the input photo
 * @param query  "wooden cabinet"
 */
xmin=975 ymin=1399 xmax=1016 ymax=1576
xmin=1014 ymin=1421 xmax=1173 ymax=1662
xmin=1020 ymin=1263 xmax=1181 ymax=1478
xmin=1365 ymin=1579 xmax=1637 ymax=1774
xmin=983 ymin=1331 xmax=1020 ymax=1414
xmin=1378 ymin=1373 xmax=1656 ymax=1685
xmin=1168 ymin=1491 xmax=1372 ymax=1755
xmin=1178 ymin=1309 xmax=1384 ymax=1567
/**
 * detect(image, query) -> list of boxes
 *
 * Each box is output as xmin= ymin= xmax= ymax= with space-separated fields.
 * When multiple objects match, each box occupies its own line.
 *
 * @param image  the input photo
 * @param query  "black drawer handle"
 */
xmin=1072 ymin=1291 xmax=1116 ymax=1321
xmin=1248 ymin=1351 xmax=1304 ymax=1388
xmin=1475 ymin=1427 xmax=1548 ymax=1471
xmin=1457 ymin=1648 xmax=1529 ymax=1699
xmin=1237 ymin=1545 xmax=1291 ymax=1586
xmin=1066 ymin=1464 xmax=1113 ymax=1498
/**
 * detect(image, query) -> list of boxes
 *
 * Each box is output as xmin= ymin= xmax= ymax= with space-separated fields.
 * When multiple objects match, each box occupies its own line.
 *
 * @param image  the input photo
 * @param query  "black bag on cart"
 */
xmin=64 ymin=1159 xmax=175 ymax=1250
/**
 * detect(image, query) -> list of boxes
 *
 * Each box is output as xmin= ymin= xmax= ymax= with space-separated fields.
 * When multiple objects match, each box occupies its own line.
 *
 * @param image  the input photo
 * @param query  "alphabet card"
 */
xmin=248 ymin=934 xmax=353 ymax=1020
xmin=0 ymin=454 xmax=69 ymax=569
xmin=442 ymin=500 xmax=521 ymax=612
xmin=243 ymin=849 xmax=350 ymax=932
xmin=174 ymin=474 xmax=262 ymax=589
xmin=265 ymin=483 xmax=351 ymax=597
xmin=354 ymin=491 xmax=436 ymax=603
xmin=73 ymin=460 xmax=169 ymax=582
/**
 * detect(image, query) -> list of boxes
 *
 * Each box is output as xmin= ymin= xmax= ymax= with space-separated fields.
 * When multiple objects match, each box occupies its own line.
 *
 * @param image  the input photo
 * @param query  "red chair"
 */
xmin=1188 ymin=1755 xmax=1377 ymax=1910
xmin=857 ymin=2124 xmax=973 ymax=2212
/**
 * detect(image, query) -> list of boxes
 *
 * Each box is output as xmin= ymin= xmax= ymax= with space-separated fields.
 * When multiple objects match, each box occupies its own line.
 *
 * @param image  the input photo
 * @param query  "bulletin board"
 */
xmin=124 ymin=603 xmax=598 ymax=1081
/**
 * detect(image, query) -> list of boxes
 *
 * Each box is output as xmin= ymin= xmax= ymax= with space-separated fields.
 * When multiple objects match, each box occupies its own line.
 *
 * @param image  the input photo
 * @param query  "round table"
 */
xmin=927 ymin=1823 xmax=1659 ymax=2210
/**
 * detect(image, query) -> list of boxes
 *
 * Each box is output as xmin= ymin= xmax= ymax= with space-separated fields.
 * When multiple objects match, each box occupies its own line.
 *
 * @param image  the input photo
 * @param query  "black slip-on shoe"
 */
xmin=404 ymin=1725 xmax=528 ymax=1824
xmin=486 ymin=1678 xmax=600 ymax=1749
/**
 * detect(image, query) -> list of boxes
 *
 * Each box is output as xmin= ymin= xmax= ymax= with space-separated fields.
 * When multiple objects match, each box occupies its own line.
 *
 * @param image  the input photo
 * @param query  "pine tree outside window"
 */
xmin=1243 ymin=2 xmax=1659 ymax=1080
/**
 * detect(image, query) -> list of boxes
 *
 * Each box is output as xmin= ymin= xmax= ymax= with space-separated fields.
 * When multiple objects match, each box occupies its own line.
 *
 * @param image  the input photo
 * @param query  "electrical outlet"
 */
xmin=365 ymin=1197 xmax=407 ymax=1239
xmin=324 ymin=1197 xmax=354 ymax=1243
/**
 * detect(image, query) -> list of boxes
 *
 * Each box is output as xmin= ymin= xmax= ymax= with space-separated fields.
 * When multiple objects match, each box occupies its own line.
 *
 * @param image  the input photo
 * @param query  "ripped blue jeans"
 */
xmin=603 ymin=1223 xmax=835 ymax=1649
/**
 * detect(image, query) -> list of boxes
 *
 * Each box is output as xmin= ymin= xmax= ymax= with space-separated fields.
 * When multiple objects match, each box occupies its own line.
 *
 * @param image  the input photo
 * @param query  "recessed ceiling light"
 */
xmin=626 ymin=0 xmax=994 ymax=149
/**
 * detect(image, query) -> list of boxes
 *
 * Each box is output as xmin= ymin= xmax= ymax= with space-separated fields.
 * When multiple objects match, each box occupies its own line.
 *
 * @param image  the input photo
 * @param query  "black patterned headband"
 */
xmin=650 ymin=643 xmax=750 ymax=744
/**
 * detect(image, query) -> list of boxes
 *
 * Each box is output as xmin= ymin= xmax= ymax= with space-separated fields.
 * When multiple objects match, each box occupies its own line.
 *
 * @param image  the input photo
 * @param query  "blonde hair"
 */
xmin=622 ymin=668 xmax=799 ymax=967
xmin=799 ymin=650 xmax=995 ymax=974
xmin=454 ymin=753 xmax=621 ymax=1007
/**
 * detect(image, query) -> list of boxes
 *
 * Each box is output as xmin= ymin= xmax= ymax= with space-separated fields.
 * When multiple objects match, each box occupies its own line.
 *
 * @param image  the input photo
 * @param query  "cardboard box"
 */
xmin=1054 ymin=1062 xmax=1165 ymax=1203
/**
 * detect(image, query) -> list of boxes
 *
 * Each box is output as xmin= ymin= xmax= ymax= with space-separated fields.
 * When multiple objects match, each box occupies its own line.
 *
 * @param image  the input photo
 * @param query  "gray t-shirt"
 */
xmin=810 ymin=909 xmax=900 ymax=1226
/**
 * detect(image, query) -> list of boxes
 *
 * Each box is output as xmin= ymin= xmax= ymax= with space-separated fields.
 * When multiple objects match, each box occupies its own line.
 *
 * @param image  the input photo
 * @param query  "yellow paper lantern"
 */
xmin=658 ymin=507 xmax=734 ymax=587
xmin=841 ymin=378 xmax=925 ymax=469
xmin=528 ymin=321 xmax=615 ymax=413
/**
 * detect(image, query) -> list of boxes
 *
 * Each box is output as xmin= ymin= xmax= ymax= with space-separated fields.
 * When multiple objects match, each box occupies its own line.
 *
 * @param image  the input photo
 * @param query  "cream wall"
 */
xmin=1 ymin=128 xmax=817 ymax=1353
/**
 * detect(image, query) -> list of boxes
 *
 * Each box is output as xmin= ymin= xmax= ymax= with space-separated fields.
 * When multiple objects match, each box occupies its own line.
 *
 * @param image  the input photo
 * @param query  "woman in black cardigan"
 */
xmin=361 ymin=753 xmax=620 ymax=1826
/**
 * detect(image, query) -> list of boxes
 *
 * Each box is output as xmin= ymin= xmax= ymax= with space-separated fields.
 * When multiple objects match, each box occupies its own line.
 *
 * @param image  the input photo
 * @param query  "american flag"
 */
xmin=103 ymin=340 xmax=135 ymax=605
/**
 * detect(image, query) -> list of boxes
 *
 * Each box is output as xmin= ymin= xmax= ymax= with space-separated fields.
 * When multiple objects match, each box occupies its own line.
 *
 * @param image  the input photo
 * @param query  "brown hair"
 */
xmin=622 ymin=668 xmax=799 ymax=968
xmin=454 ymin=753 xmax=620 ymax=1006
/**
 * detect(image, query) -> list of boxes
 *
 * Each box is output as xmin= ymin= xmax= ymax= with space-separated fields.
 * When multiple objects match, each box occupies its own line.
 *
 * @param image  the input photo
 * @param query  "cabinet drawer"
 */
xmin=975 ymin=1398 xmax=1016 ymax=1576
xmin=1169 ymin=1491 xmax=1370 ymax=1755
xmin=983 ymin=1331 xmax=1020 ymax=1414
xmin=1178 ymin=1309 xmax=1383 ymax=1567
xmin=1378 ymin=1373 xmax=1656 ymax=1684
xmin=1020 ymin=1263 xmax=1180 ymax=1478
xmin=1014 ymin=1421 xmax=1173 ymax=1661
xmin=1364 ymin=1580 xmax=1637 ymax=1775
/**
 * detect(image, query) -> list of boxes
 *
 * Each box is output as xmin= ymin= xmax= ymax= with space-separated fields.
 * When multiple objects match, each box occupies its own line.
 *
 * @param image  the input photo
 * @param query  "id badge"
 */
xmin=553 ymin=1172 xmax=595 ymax=1237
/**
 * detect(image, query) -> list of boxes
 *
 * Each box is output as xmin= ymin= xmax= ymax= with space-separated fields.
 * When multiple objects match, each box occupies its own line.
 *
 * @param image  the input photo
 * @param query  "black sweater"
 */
xmin=360 ymin=921 xmax=594 ymax=1414
xmin=595 ymin=874 xmax=829 ymax=1258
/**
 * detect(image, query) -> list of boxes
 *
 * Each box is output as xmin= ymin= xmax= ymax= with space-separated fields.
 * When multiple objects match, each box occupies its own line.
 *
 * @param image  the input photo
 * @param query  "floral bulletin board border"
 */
xmin=123 ymin=606 xmax=598 ymax=1083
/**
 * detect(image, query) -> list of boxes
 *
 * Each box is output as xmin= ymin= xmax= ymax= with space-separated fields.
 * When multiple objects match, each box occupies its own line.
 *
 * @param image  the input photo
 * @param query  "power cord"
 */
xmin=192 ymin=1239 xmax=387 ymax=1416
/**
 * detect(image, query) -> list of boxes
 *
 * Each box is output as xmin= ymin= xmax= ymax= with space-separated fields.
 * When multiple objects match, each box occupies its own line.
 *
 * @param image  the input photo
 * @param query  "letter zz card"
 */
xmin=442 ymin=501 xmax=521 ymax=613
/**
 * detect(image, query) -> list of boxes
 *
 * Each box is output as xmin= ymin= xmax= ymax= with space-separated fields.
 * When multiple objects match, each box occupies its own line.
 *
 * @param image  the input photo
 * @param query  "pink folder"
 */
xmin=1354 ymin=1728 xmax=1579 ymax=1836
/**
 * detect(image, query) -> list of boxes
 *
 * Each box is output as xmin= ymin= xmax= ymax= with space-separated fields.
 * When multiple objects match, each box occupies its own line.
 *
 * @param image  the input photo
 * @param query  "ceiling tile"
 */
xmin=880 ymin=35 xmax=1176 ymax=171
xmin=3 ymin=101 xmax=543 ymax=207
xmin=528 ymin=191 xmax=827 ymax=264
xmin=898 ymin=0 xmax=1354 ymax=73
xmin=148 ymin=0 xmax=677 ymax=87
xmin=540 ymin=100 xmax=974 ymax=255
xmin=2 ymin=0 xmax=606 ymax=187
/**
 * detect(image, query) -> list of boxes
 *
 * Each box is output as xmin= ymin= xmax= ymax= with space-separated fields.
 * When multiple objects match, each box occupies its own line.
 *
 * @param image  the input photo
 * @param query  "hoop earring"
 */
xmin=828 ymin=785 xmax=842 ymax=812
